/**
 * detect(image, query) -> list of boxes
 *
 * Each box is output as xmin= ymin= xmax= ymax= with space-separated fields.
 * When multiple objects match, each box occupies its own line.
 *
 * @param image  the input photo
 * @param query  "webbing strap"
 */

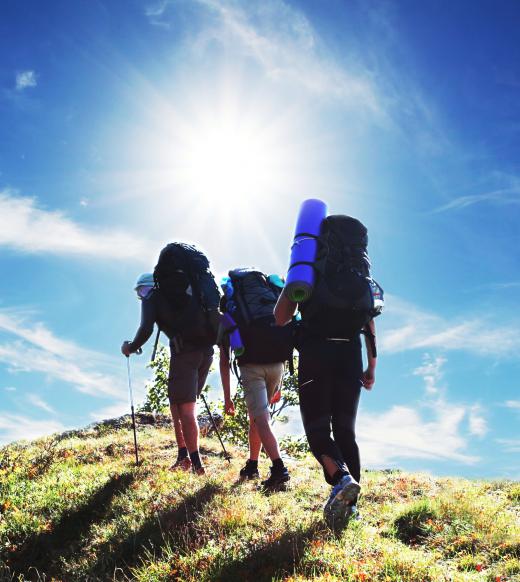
xmin=287 ymin=260 xmax=315 ymax=271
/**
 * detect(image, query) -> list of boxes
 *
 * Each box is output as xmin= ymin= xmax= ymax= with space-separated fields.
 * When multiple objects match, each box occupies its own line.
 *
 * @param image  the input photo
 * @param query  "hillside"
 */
xmin=0 ymin=416 xmax=518 ymax=582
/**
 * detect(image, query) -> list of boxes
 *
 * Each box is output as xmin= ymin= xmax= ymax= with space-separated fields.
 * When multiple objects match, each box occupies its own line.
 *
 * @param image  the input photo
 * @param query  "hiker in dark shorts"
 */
xmin=274 ymin=214 xmax=381 ymax=526
xmin=122 ymin=273 xmax=213 ymax=475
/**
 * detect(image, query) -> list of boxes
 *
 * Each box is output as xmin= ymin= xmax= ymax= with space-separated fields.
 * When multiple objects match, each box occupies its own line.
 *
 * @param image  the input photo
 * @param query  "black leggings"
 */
xmin=298 ymin=339 xmax=362 ymax=485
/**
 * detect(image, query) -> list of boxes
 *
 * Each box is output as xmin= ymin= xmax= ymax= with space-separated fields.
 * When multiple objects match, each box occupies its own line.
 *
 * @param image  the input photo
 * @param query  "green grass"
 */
xmin=0 ymin=422 xmax=518 ymax=581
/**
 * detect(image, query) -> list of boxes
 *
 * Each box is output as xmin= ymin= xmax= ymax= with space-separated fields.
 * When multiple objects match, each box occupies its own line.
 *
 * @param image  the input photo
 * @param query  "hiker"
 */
xmin=121 ymin=243 xmax=220 ymax=475
xmin=219 ymin=269 xmax=294 ymax=490
xmin=275 ymin=214 xmax=382 ymax=524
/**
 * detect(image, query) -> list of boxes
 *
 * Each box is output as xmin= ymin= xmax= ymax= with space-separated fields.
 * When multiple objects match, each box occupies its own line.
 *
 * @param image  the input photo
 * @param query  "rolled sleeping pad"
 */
xmin=222 ymin=312 xmax=245 ymax=357
xmin=285 ymin=198 xmax=328 ymax=302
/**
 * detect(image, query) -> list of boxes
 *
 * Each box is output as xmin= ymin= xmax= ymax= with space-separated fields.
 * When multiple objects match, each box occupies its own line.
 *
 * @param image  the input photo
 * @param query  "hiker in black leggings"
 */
xmin=298 ymin=337 xmax=363 ymax=484
xmin=275 ymin=292 xmax=377 ymax=522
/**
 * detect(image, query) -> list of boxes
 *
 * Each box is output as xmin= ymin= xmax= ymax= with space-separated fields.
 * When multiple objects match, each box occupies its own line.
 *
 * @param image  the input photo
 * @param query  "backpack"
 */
xmin=300 ymin=215 xmax=384 ymax=346
xmin=222 ymin=268 xmax=294 ymax=365
xmin=153 ymin=243 xmax=221 ymax=349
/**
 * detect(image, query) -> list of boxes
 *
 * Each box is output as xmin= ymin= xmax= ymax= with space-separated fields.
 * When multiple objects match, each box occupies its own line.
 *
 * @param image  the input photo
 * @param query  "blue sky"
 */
xmin=0 ymin=0 xmax=519 ymax=479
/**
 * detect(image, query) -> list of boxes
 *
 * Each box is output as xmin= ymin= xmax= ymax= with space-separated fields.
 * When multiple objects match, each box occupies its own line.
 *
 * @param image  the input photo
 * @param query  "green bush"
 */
xmin=141 ymin=348 xmax=304 ymax=453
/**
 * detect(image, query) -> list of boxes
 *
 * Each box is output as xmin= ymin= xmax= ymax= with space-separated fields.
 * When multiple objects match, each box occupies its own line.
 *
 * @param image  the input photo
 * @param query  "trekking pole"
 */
xmin=125 ymin=352 xmax=141 ymax=466
xmin=150 ymin=327 xmax=161 ymax=362
xmin=200 ymin=393 xmax=231 ymax=463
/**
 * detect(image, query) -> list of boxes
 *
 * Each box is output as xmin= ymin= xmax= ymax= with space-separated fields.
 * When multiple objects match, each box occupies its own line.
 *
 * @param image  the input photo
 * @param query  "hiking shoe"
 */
xmin=323 ymin=474 xmax=361 ymax=526
xmin=193 ymin=466 xmax=206 ymax=476
xmin=261 ymin=465 xmax=290 ymax=491
xmin=170 ymin=457 xmax=192 ymax=472
xmin=239 ymin=460 xmax=260 ymax=481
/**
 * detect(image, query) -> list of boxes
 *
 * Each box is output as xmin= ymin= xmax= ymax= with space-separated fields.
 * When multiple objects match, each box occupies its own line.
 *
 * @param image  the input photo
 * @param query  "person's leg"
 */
xmin=168 ymin=350 xmax=204 ymax=473
xmin=177 ymin=401 xmax=200 ymax=452
xmin=298 ymin=345 xmax=348 ymax=486
xmin=248 ymin=417 xmax=262 ymax=461
xmin=241 ymin=364 xmax=282 ymax=461
xmin=331 ymin=343 xmax=363 ymax=483
xmin=169 ymin=402 xmax=187 ymax=449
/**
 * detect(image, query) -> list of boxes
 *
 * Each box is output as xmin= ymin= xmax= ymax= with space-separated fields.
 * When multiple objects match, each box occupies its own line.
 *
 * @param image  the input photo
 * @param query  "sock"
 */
xmin=177 ymin=446 xmax=188 ymax=460
xmin=272 ymin=458 xmax=285 ymax=471
xmin=189 ymin=450 xmax=202 ymax=470
xmin=247 ymin=459 xmax=258 ymax=469
xmin=331 ymin=469 xmax=348 ymax=485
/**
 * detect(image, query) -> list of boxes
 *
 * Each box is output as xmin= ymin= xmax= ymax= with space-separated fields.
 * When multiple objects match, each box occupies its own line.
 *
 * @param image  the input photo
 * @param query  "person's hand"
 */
xmin=121 ymin=341 xmax=132 ymax=357
xmin=270 ymin=388 xmax=281 ymax=404
xmin=224 ymin=398 xmax=235 ymax=416
xmin=362 ymin=366 xmax=375 ymax=390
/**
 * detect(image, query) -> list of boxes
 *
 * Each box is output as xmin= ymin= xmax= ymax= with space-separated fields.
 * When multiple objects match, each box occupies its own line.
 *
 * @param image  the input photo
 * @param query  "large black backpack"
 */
xmin=223 ymin=268 xmax=294 ymax=365
xmin=153 ymin=243 xmax=221 ymax=349
xmin=301 ymin=215 xmax=384 ymax=343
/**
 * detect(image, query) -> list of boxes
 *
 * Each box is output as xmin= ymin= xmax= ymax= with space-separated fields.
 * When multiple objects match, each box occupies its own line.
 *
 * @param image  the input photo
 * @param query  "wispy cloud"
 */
xmin=145 ymin=0 xmax=172 ymax=28
xmin=15 ymin=70 xmax=37 ymax=91
xmin=90 ymin=400 xmax=130 ymax=421
xmin=413 ymin=354 xmax=446 ymax=395
xmin=380 ymin=295 xmax=520 ymax=359
xmin=496 ymin=438 xmax=520 ymax=454
xmin=357 ymin=352 xmax=488 ymax=467
xmin=433 ymin=187 xmax=520 ymax=213
xmin=26 ymin=393 xmax=56 ymax=414
xmin=359 ymin=400 xmax=478 ymax=466
xmin=145 ymin=0 xmax=385 ymax=119
xmin=202 ymin=0 xmax=383 ymax=114
xmin=0 ymin=190 xmax=150 ymax=260
xmin=468 ymin=404 xmax=488 ymax=437
xmin=0 ymin=309 xmax=125 ymax=399
xmin=0 ymin=413 xmax=65 ymax=446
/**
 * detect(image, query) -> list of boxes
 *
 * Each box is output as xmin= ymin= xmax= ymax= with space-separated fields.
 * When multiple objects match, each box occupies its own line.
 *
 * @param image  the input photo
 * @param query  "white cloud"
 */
xmin=162 ymin=0 xmax=385 ymax=118
xmin=4 ymin=386 xmax=16 ymax=392
xmin=0 ymin=190 xmax=150 ymax=260
xmin=434 ymin=187 xmax=520 ymax=213
xmin=380 ymin=295 xmax=520 ymax=359
xmin=90 ymin=400 xmax=130 ymax=421
xmin=505 ymin=400 xmax=520 ymax=409
xmin=0 ymin=310 xmax=125 ymax=399
xmin=413 ymin=354 xmax=446 ymax=395
xmin=496 ymin=438 xmax=520 ymax=454
xmin=26 ymin=393 xmax=56 ymax=415
xmin=468 ymin=404 xmax=488 ymax=437
xmin=358 ymin=401 xmax=478 ymax=466
xmin=15 ymin=70 xmax=37 ymax=91
xmin=356 ymin=352 xmax=487 ymax=466
xmin=0 ymin=413 xmax=65 ymax=446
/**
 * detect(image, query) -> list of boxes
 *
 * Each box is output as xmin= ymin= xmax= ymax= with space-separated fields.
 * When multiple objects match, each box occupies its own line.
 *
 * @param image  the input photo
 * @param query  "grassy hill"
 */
xmin=0 ymin=416 xmax=518 ymax=582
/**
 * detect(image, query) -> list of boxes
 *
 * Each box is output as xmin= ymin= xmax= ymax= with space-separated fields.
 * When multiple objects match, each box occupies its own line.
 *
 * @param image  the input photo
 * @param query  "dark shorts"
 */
xmin=168 ymin=347 xmax=214 ymax=404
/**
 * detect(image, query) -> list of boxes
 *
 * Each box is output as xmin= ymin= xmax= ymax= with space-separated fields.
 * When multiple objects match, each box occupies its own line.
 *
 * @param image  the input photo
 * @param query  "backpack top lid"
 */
xmin=322 ymin=215 xmax=368 ymax=247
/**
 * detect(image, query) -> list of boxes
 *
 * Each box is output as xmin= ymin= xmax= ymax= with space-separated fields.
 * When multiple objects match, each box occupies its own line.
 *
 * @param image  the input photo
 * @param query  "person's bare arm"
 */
xmin=362 ymin=319 xmax=377 ymax=390
xmin=274 ymin=291 xmax=298 ymax=326
xmin=219 ymin=345 xmax=235 ymax=415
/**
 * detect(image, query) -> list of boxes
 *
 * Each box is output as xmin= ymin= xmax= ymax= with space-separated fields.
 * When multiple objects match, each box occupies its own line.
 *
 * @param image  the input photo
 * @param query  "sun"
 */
xmin=176 ymin=111 xmax=288 ymax=206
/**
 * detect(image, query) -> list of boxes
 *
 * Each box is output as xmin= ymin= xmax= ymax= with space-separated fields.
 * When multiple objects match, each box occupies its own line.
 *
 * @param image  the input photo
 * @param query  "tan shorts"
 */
xmin=239 ymin=362 xmax=284 ymax=420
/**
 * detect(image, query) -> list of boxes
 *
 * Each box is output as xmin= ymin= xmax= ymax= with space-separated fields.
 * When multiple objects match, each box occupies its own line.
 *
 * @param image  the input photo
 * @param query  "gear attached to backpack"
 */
xmin=300 ymin=215 xmax=384 ymax=351
xmin=153 ymin=243 xmax=221 ymax=351
xmin=222 ymin=268 xmax=294 ymax=366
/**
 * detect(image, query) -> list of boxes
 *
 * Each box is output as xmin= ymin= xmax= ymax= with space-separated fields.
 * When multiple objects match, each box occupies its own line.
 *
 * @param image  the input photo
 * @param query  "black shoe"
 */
xmin=239 ymin=460 xmax=260 ymax=481
xmin=261 ymin=464 xmax=290 ymax=490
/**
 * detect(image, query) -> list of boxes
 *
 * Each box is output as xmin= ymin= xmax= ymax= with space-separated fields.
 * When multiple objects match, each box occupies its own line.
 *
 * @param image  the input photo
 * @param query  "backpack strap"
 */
xmin=362 ymin=323 xmax=377 ymax=358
